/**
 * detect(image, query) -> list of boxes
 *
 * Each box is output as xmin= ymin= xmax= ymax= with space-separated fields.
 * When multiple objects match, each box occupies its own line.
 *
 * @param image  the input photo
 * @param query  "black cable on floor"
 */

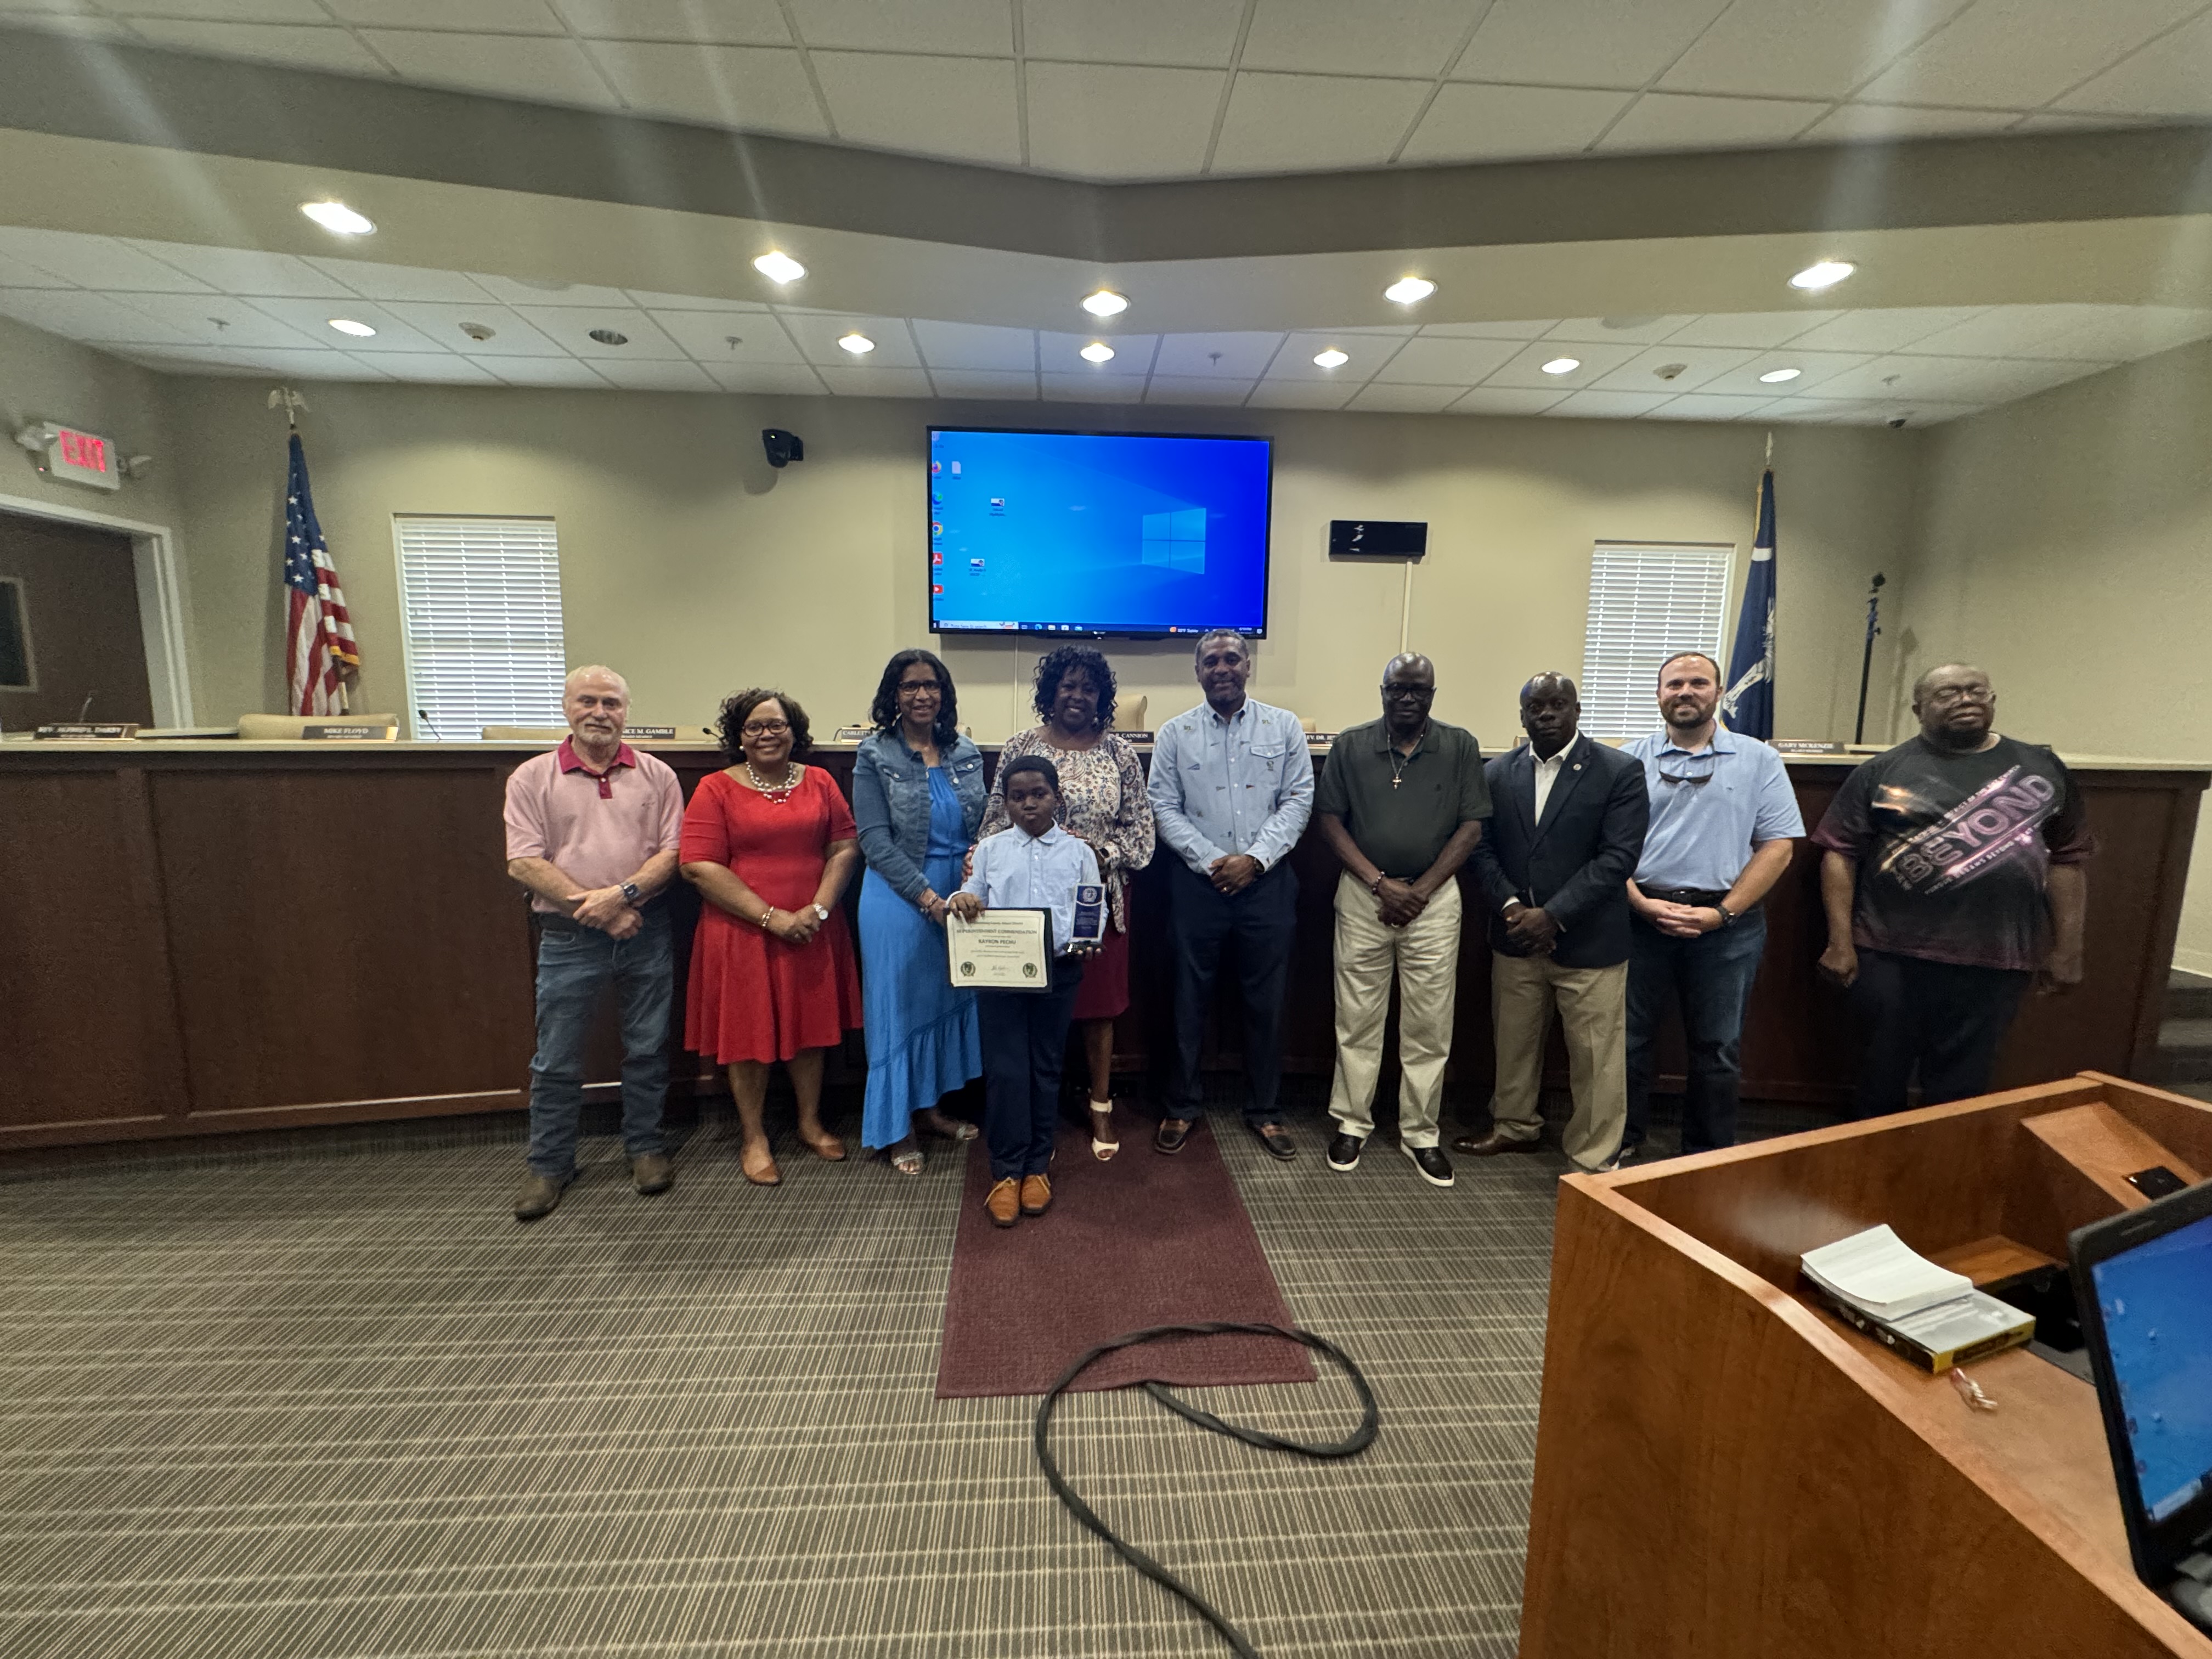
xmin=1032 ymin=1321 xmax=1380 ymax=1659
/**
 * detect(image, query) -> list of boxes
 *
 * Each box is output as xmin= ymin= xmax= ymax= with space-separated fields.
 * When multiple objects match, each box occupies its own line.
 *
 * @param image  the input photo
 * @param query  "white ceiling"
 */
xmin=6 ymin=226 xmax=2208 ymax=424
xmin=3 ymin=0 xmax=2208 ymax=179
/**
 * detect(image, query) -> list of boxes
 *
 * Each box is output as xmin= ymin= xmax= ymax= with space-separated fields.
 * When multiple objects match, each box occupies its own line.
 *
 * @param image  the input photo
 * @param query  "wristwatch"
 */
xmin=619 ymin=881 xmax=643 ymax=905
xmin=810 ymin=904 xmax=831 ymax=924
xmin=1715 ymin=903 xmax=1739 ymax=928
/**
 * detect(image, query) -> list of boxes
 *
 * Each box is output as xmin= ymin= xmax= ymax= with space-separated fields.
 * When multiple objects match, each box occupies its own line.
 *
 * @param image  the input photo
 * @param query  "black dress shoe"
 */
xmin=1403 ymin=1143 xmax=1455 ymax=1188
xmin=1450 ymin=1131 xmax=1545 ymax=1158
xmin=1327 ymin=1132 xmax=1364 ymax=1172
xmin=1154 ymin=1118 xmax=1193 ymax=1155
xmin=1252 ymin=1122 xmax=1297 ymax=1161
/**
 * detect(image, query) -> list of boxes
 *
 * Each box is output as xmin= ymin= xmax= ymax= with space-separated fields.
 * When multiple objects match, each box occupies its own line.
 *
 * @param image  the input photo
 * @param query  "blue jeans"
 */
xmin=527 ymin=911 xmax=674 ymax=1178
xmin=1623 ymin=907 xmax=1766 ymax=1156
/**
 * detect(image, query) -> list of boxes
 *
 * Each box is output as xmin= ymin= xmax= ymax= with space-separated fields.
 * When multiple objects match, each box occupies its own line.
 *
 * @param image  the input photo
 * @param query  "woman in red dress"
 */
xmin=680 ymin=688 xmax=862 ymax=1186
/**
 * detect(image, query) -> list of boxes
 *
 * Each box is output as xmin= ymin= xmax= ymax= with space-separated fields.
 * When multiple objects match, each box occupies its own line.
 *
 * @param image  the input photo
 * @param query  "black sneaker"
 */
xmin=1402 ymin=1143 xmax=1455 ymax=1188
xmin=1600 ymin=1143 xmax=1637 ymax=1172
xmin=1327 ymin=1133 xmax=1364 ymax=1172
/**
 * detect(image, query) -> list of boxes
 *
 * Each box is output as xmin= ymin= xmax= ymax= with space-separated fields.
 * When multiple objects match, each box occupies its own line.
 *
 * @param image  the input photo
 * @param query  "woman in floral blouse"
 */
xmin=977 ymin=645 xmax=1153 ymax=1160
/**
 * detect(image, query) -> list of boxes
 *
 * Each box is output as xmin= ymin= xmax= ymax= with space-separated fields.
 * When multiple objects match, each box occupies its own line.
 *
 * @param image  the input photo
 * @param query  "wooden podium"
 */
xmin=1519 ymin=1073 xmax=2212 ymax=1659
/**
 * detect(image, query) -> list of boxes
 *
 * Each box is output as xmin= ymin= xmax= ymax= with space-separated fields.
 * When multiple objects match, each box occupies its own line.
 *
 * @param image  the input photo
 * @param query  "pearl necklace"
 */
xmin=746 ymin=760 xmax=802 ymax=803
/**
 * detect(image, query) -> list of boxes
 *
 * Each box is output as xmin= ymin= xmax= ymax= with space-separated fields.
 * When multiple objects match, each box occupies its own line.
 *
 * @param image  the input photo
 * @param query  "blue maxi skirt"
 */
xmin=858 ymin=857 xmax=982 ymax=1149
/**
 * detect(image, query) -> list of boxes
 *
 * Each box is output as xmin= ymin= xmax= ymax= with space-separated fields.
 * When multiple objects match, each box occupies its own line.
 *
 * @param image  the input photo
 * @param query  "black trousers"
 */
xmin=980 ymin=957 xmax=1085 ymax=1180
xmin=1165 ymin=858 xmax=1299 ymax=1126
xmin=1848 ymin=947 xmax=2032 ymax=1120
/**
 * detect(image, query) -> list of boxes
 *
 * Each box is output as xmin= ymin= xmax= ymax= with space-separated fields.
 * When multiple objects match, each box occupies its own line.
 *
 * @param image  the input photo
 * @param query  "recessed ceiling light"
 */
xmin=1385 ymin=276 xmax=1436 ymax=304
xmin=588 ymin=328 xmax=629 ymax=346
xmin=327 ymin=318 xmax=376 ymax=338
xmin=753 ymin=251 xmax=806 ymax=284
xmin=838 ymin=332 xmax=875 ymax=354
xmin=300 ymin=200 xmax=374 ymax=235
xmin=1081 ymin=289 xmax=1128 ymax=317
xmin=1079 ymin=342 xmax=1116 ymax=364
xmin=1312 ymin=348 xmax=1350 ymax=369
xmin=1759 ymin=368 xmax=1803 ymax=383
xmin=1789 ymin=259 xmax=1855 ymax=292
xmin=1541 ymin=357 xmax=1581 ymax=375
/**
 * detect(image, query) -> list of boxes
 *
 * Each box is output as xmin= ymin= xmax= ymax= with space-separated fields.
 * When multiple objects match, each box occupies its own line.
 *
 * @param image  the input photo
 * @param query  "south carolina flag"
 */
xmin=1723 ymin=468 xmax=1776 ymax=740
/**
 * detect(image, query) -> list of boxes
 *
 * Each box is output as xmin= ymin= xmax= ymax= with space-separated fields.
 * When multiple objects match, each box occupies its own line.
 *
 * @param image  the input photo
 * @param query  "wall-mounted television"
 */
xmin=928 ymin=426 xmax=1272 ymax=639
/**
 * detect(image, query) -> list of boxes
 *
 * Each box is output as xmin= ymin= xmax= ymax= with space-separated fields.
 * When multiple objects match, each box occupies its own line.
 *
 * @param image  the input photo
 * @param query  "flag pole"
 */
xmin=1853 ymin=573 xmax=1886 ymax=744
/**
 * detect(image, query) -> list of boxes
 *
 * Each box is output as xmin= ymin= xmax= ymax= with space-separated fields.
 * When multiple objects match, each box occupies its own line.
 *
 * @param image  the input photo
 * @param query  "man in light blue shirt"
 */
xmin=1618 ymin=651 xmax=1803 ymax=1160
xmin=1147 ymin=630 xmax=1314 ymax=1160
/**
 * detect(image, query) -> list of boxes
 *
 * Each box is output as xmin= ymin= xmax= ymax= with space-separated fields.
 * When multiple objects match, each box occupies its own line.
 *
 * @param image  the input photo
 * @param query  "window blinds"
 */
xmin=393 ymin=516 xmax=566 ymax=740
xmin=1579 ymin=543 xmax=1733 ymax=741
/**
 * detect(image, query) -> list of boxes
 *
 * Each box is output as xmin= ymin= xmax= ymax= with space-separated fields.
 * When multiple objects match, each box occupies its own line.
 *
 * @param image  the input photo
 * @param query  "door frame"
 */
xmin=0 ymin=491 xmax=193 ymax=728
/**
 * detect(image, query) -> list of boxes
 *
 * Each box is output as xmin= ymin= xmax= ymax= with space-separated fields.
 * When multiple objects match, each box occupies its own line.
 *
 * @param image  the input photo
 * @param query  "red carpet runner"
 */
xmin=935 ymin=1119 xmax=1316 ymax=1399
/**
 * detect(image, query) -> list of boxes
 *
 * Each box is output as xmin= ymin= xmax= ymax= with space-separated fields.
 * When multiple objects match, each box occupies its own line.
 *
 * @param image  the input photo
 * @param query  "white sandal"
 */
xmin=1090 ymin=1101 xmax=1120 ymax=1161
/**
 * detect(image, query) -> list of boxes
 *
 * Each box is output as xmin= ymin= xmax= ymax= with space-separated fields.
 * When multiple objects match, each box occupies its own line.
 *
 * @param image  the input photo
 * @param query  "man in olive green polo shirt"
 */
xmin=1314 ymin=653 xmax=1491 ymax=1188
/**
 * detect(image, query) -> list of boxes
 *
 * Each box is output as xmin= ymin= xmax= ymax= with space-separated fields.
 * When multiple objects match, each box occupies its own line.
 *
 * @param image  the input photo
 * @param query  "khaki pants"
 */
xmin=1328 ymin=869 xmax=1461 ymax=1149
xmin=1491 ymin=951 xmax=1627 ymax=1171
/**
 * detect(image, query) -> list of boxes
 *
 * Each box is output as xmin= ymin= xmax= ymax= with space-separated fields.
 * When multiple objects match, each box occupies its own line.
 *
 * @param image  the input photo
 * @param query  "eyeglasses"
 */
xmin=1657 ymin=768 xmax=1713 ymax=787
xmin=898 ymin=681 xmax=942 ymax=696
xmin=1381 ymin=684 xmax=1435 ymax=701
xmin=741 ymin=718 xmax=791 ymax=737
xmin=1922 ymin=684 xmax=1990 ymax=706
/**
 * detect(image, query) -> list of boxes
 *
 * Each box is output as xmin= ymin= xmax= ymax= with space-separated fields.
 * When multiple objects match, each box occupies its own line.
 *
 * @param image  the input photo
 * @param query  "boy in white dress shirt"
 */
xmin=951 ymin=756 xmax=1101 ymax=1227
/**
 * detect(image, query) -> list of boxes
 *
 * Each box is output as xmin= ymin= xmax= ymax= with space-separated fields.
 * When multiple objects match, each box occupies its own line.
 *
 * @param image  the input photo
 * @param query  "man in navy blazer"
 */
xmin=1460 ymin=672 xmax=1650 ymax=1171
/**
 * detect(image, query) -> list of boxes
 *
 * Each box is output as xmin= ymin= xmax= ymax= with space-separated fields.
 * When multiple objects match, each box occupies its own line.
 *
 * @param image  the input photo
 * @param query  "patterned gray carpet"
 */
xmin=0 ymin=1093 xmax=1593 ymax=1658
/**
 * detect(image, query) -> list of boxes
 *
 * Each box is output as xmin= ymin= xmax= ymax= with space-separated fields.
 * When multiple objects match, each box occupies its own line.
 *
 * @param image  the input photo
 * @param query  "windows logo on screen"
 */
xmin=1141 ymin=507 xmax=1206 ymax=575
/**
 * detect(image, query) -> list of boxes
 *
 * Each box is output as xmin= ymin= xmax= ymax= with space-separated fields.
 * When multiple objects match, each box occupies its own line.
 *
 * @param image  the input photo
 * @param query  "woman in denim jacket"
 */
xmin=851 ymin=648 xmax=990 ymax=1171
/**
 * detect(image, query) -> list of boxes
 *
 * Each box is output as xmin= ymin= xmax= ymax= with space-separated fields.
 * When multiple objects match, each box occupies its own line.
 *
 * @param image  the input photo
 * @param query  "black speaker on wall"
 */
xmin=1328 ymin=519 xmax=1427 ymax=560
xmin=762 ymin=428 xmax=805 ymax=468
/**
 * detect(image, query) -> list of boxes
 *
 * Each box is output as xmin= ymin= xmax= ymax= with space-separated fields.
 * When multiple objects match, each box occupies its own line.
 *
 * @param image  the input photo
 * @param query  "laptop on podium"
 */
xmin=2071 ymin=1176 xmax=2212 ymax=1634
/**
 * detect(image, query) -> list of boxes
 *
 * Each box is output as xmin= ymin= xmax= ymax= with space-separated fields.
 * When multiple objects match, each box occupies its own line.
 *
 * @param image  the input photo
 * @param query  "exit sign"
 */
xmin=41 ymin=425 xmax=122 ymax=492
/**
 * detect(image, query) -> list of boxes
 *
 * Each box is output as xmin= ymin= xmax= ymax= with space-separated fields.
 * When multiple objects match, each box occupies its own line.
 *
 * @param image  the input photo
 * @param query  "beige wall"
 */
xmin=1909 ymin=340 xmax=2212 ymax=971
xmin=155 ymin=373 xmax=1920 ymax=751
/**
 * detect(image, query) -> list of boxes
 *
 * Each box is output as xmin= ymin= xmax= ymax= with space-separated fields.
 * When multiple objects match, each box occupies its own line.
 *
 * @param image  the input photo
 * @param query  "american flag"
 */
xmin=283 ymin=432 xmax=358 ymax=715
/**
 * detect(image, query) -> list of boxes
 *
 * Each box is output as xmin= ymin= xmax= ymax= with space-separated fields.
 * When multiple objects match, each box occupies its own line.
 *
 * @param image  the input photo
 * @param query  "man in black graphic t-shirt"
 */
xmin=1813 ymin=663 xmax=2091 ymax=1118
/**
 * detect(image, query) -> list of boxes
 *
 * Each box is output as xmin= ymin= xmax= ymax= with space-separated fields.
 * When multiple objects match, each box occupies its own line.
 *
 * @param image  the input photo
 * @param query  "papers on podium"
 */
xmin=1801 ymin=1224 xmax=2034 ymax=1373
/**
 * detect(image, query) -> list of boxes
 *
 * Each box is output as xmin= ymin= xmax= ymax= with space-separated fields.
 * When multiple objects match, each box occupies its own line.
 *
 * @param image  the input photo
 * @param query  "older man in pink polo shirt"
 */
xmin=503 ymin=665 xmax=685 ymax=1221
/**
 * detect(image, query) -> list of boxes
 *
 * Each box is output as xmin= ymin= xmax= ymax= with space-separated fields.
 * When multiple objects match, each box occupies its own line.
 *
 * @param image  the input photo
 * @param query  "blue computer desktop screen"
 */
xmin=2092 ymin=1210 xmax=2212 ymax=1523
xmin=928 ymin=428 xmax=1272 ymax=636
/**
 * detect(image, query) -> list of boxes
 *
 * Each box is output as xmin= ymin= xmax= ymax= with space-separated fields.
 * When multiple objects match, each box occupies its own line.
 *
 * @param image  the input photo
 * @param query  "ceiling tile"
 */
xmin=1895 ymin=303 xmax=2097 ymax=357
xmin=2010 ymin=110 xmax=2160 ymax=132
xmin=781 ymin=314 xmax=924 ymax=368
xmin=480 ymin=356 xmax=610 ymax=386
xmin=786 ymin=0 xmax=1009 ymax=54
xmin=113 ymin=347 xmax=275 ymax=379
xmin=1588 ymin=343 xmax=1759 ymax=393
xmin=1812 ymin=352 xmax=2090 ymax=402
xmin=809 ymin=52 xmax=1020 ymax=165
xmin=1039 ymin=331 xmax=1156 ymax=372
xmin=1548 ymin=390 xmax=1680 ymax=418
xmin=1040 ymin=372 xmax=1146 ymax=403
xmin=1758 ymin=398 xmax=1854 ymax=422
xmin=120 ymin=240 xmax=356 ymax=297
xmin=1398 ymin=82 xmax=1633 ymax=163
xmin=383 ymin=301 xmax=563 ymax=354
xmin=359 ymin=30 xmax=622 ymax=107
xmin=123 ymin=18 xmax=390 ymax=71
xmin=1020 ymin=0 xmax=1245 ymax=67
xmin=1598 ymin=92 xmax=1826 ymax=151
xmin=1696 ymin=349 xmax=1874 ymax=394
xmin=1261 ymin=331 xmax=1382 ymax=381
xmin=1858 ymin=0 xmax=2199 ymax=110
xmin=0 ymin=248 xmax=71 ymax=288
xmin=0 ymin=228 xmax=213 ymax=291
xmin=1419 ymin=318 xmax=1559 ymax=340
xmin=1210 ymin=72 xmax=1431 ymax=174
xmin=1347 ymin=382 xmax=1469 ymax=413
xmin=1151 ymin=331 xmax=1285 ymax=377
xmin=1661 ymin=0 xmax=1973 ymax=99
xmin=2033 ymin=306 xmax=2212 ymax=361
xmin=1245 ymin=380 xmax=1357 ymax=409
xmin=1446 ymin=387 xmax=1569 ymax=415
xmin=350 ymin=352 xmax=503 ymax=383
xmin=928 ymin=369 xmax=1040 ymax=399
xmin=0 ymin=289 xmax=198 ymax=344
xmin=206 ymin=346 xmax=393 ymax=380
xmin=1662 ymin=311 xmax=1837 ymax=348
xmin=1796 ymin=102 xmax=2018 ymax=142
xmin=2059 ymin=11 xmax=2212 ymax=116
xmin=326 ymin=0 xmax=562 ymax=29
xmin=1546 ymin=315 xmax=1699 ymax=344
xmin=625 ymin=288 xmax=771 ymax=311
xmin=0 ymin=16 xmax=136 ymax=42
xmin=587 ymin=41 xmax=826 ymax=132
xmin=706 ymin=362 xmax=830 ymax=393
xmin=1645 ymin=393 xmax=1775 ymax=420
xmin=1783 ymin=307 xmax=1988 ymax=353
xmin=511 ymin=304 xmax=687 ymax=357
xmin=1334 ymin=324 xmax=1420 ymax=335
xmin=1459 ymin=0 xmax=1731 ymax=90
xmin=912 ymin=320 xmax=1037 ymax=371
xmin=1144 ymin=376 xmax=1258 ymax=405
xmin=116 ymin=291 xmax=326 ymax=348
xmin=811 ymin=364 xmax=933 ymax=399
xmin=588 ymin=358 xmax=721 ymax=391
xmin=103 ymin=0 xmax=326 ymax=20
xmin=1372 ymin=335 xmax=1521 ymax=383
xmin=1484 ymin=340 xmax=1644 ymax=388
xmin=241 ymin=296 xmax=455 ymax=352
xmin=1240 ymin=0 xmax=1477 ymax=79
xmin=651 ymin=308 xmax=808 ymax=364
xmin=468 ymin=273 xmax=633 ymax=307
xmin=1024 ymin=62 xmax=1224 ymax=179
xmin=551 ymin=0 xmax=789 ymax=44
xmin=303 ymin=257 xmax=492 ymax=303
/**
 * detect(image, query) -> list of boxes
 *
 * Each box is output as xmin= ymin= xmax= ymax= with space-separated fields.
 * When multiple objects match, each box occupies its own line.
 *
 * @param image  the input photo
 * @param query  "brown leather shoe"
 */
xmin=1019 ymin=1173 xmax=1052 ymax=1215
xmin=631 ymin=1152 xmax=673 ymax=1195
xmin=512 ymin=1171 xmax=571 ymax=1222
xmin=1451 ymin=1131 xmax=1545 ymax=1157
xmin=985 ymin=1177 xmax=1021 ymax=1227
xmin=1154 ymin=1118 xmax=1193 ymax=1155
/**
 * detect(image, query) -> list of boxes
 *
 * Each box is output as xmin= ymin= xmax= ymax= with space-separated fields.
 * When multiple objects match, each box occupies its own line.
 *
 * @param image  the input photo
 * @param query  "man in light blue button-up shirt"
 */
xmin=1147 ymin=630 xmax=1314 ymax=1160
